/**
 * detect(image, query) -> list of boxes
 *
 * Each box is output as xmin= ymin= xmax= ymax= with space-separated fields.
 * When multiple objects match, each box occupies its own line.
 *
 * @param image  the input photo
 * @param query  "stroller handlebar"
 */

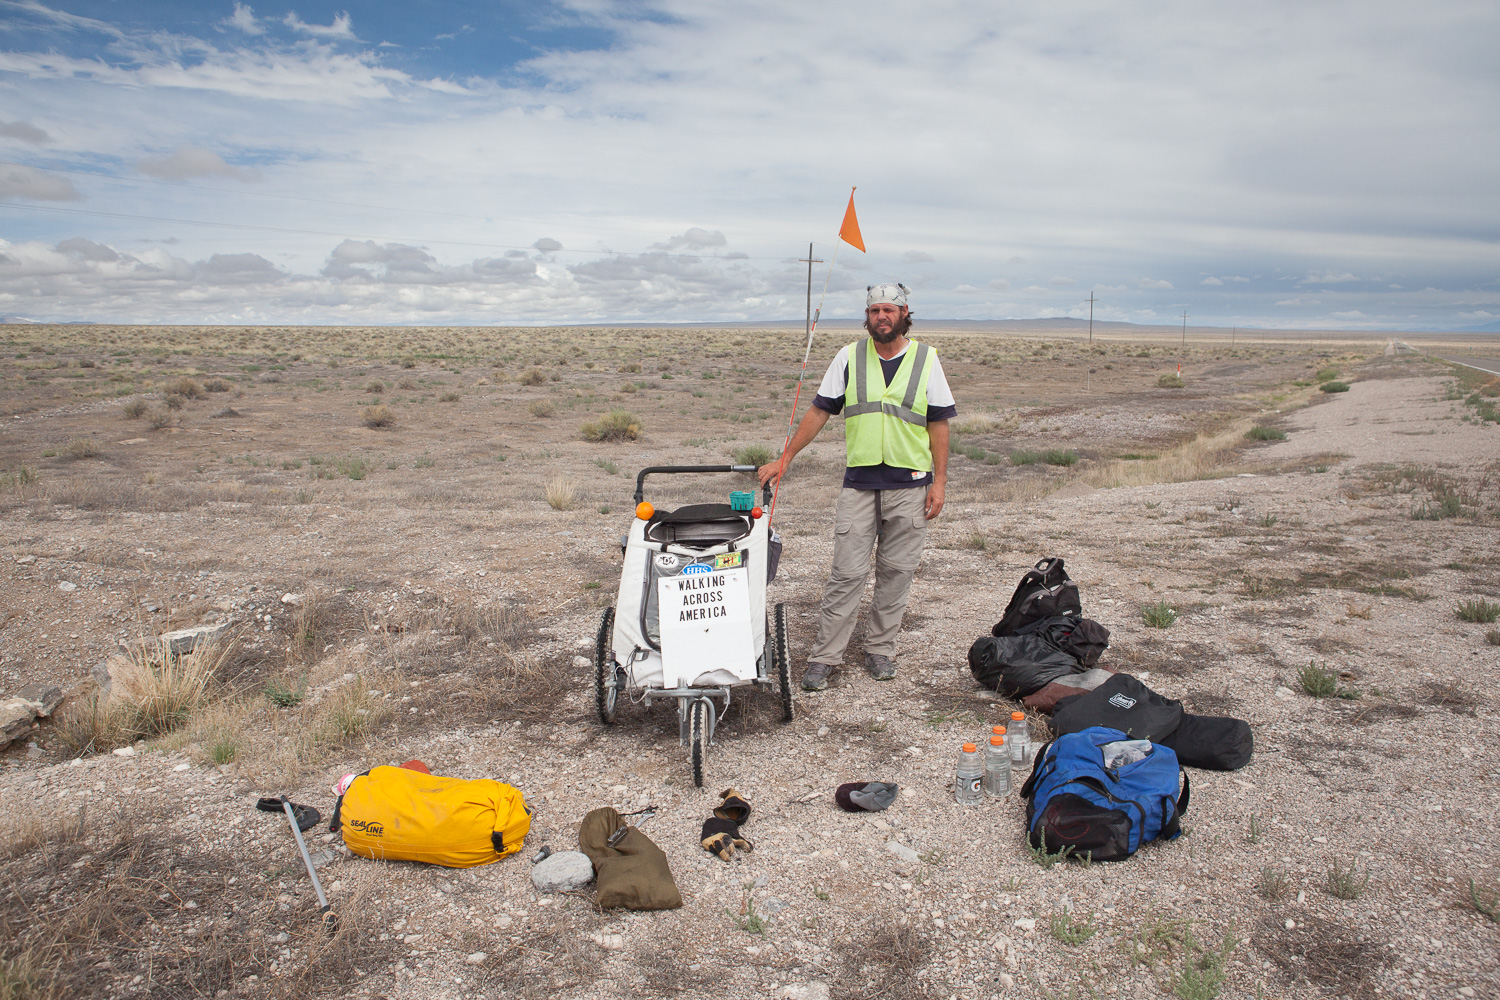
xmin=633 ymin=464 xmax=771 ymax=506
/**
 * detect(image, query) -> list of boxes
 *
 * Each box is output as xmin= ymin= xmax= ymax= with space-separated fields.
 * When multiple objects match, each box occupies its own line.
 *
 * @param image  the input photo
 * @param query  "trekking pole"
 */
xmin=261 ymin=794 xmax=338 ymax=932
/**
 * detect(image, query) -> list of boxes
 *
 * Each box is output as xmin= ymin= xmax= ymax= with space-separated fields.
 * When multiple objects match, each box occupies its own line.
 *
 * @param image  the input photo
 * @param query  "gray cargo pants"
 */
xmin=808 ymin=486 xmax=928 ymax=664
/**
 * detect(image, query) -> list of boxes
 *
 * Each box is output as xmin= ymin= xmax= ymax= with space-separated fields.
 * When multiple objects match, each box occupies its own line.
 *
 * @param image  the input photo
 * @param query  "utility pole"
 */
xmin=798 ymin=242 xmax=823 ymax=341
xmin=1087 ymin=291 xmax=1096 ymax=344
xmin=1181 ymin=310 xmax=1188 ymax=349
xmin=1231 ymin=326 xmax=1236 ymax=348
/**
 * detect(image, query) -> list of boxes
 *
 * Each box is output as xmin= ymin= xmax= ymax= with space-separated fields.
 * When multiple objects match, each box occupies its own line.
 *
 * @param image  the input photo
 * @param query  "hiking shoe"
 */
xmin=864 ymin=654 xmax=897 ymax=681
xmin=802 ymin=662 xmax=837 ymax=691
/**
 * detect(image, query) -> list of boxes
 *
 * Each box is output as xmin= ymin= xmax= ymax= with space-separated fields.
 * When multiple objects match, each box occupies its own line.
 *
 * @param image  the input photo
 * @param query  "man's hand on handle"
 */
xmin=757 ymin=457 xmax=787 ymax=488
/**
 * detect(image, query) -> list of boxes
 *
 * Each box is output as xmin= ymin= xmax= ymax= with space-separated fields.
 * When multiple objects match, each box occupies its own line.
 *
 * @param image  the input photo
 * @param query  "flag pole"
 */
xmin=767 ymin=192 xmax=853 ymax=524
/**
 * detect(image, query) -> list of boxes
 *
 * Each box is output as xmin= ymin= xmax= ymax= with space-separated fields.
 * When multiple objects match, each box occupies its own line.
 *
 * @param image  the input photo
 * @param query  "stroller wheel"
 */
xmin=773 ymin=602 xmax=793 ymax=722
xmin=689 ymin=698 xmax=708 ymax=788
xmin=594 ymin=607 xmax=618 ymax=725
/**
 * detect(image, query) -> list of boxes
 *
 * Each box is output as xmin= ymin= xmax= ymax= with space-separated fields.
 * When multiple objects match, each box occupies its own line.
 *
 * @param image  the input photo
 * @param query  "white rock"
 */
xmin=1458 ymin=988 xmax=1476 ymax=998
xmin=464 ymin=951 xmax=487 ymax=966
xmin=573 ymin=656 xmax=592 ymax=669
xmin=14 ymin=554 xmax=35 ymax=564
xmin=1013 ymin=917 xmax=1037 ymax=932
xmin=173 ymin=763 xmax=191 ymax=772
xmin=57 ymin=581 xmax=77 ymax=592
xmin=1274 ymin=686 xmax=1296 ymax=701
xmin=885 ymin=841 xmax=921 ymax=864
xmin=1284 ymin=918 xmax=1296 ymax=930
xmin=281 ymin=593 xmax=303 ymax=606
xmin=113 ymin=746 xmax=136 ymax=757
xmin=775 ymin=984 xmax=830 ymax=1000
xmin=588 ymin=932 xmax=624 ymax=950
xmin=531 ymin=850 xmax=595 ymax=892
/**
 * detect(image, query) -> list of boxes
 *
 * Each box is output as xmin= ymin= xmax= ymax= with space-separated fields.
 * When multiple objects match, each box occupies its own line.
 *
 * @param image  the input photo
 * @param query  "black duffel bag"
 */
xmin=1051 ymin=673 xmax=1184 ymax=742
xmin=1158 ymin=714 xmax=1254 ymax=771
xmin=968 ymin=634 xmax=1082 ymax=699
xmin=1014 ymin=613 xmax=1111 ymax=669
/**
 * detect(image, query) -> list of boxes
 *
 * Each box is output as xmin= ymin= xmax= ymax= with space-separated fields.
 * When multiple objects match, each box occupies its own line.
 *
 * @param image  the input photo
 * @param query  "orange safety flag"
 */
xmin=838 ymin=188 xmax=865 ymax=252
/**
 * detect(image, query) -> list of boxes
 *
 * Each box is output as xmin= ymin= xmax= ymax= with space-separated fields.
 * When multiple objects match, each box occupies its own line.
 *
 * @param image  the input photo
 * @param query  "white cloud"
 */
xmin=648 ymin=228 xmax=726 ymax=252
xmin=1048 ymin=276 xmax=1075 ymax=286
xmin=903 ymin=250 xmax=935 ymax=263
xmin=532 ymin=238 xmax=564 ymax=252
xmin=283 ymin=11 xmax=357 ymax=41
xmin=1137 ymin=278 xmax=1174 ymax=290
xmin=136 ymin=146 xmax=261 ymax=182
xmin=1303 ymin=271 xmax=1359 ymax=284
xmin=1200 ymin=276 xmax=1223 ymax=286
xmin=0 ymin=163 xmax=79 ymax=201
xmin=1459 ymin=310 xmax=1494 ymax=319
xmin=0 ymin=120 xmax=51 ymax=144
xmin=223 ymin=3 xmax=265 ymax=36
xmin=1275 ymin=298 xmax=1321 ymax=306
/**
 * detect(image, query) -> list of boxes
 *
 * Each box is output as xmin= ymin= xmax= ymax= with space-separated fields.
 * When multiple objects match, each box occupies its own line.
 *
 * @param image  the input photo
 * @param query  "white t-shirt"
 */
xmin=815 ymin=341 xmax=956 ymax=408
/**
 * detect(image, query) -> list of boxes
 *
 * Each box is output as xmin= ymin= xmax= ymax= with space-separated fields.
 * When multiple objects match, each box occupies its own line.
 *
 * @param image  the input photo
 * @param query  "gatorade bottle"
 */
xmin=985 ymin=733 xmax=1011 ymax=797
xmin=1009 ymin=711 xmax=1030 ymax=765
xmin=955 ymin=743 xmax=983 ymax=805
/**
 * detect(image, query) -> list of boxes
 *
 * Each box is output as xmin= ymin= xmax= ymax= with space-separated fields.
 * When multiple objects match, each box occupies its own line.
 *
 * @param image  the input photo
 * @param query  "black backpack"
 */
xmin=992 ymin=558 xmax=1081 ymax=637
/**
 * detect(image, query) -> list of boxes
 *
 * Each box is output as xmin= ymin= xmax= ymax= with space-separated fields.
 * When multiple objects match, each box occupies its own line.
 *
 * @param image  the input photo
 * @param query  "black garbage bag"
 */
xmin=1014 ymin=614 xmax=1111 ymax=669
xmin=1050 ymin=673 xmax=1185 ymax=742
xmin=968 ymin=634 xmax=1083 ymax=699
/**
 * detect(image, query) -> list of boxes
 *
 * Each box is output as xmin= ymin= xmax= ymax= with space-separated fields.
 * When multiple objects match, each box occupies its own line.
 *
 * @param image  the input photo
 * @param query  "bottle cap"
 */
xmin=990 ymin=736 xmax=1004 ymax=746
xmin=993 ymin=726 xmax=1007 ymax=735
xmin=1011 ymin=711 xmax=1025 ymax=721
xmin=962 ymin=743 xmax=977 ymax=753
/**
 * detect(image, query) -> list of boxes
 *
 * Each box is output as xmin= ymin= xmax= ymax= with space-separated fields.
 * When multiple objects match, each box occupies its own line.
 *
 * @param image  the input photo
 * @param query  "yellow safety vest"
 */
xmin=842 ymin=337 xmax=935 ymax=470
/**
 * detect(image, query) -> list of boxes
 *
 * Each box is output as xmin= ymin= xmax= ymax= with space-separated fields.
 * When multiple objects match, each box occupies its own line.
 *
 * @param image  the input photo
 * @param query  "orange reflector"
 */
xmin=636 ymin=501 xmax=654 ymax=520
xmin=751 ymin=506 xmax=763 ymax=519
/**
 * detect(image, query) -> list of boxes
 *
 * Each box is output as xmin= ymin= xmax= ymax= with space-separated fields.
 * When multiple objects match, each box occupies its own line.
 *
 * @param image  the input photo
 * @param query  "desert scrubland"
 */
xmin=1 ymin=321 xmax=1498 ymax=1000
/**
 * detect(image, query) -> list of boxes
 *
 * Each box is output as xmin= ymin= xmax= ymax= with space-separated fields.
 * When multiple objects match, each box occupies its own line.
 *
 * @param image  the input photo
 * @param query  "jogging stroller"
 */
xmin=594 ymin=465 xmax=794 ymax=787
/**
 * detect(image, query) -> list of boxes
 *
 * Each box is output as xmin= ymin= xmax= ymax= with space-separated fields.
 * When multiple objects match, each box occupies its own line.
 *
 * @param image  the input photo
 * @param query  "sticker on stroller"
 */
xmin=712 ymin=551 xmax=743 ymax=570
xmin=657 ymin=568 xmax=755 ymax=686
xmin=654 ymin=553 xmax=680 ymax=570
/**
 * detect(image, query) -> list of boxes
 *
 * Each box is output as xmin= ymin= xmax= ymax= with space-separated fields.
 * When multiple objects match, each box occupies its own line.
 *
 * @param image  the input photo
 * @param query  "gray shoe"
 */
xmin=864 ymin=653 xmax=897 ymax=681
xmin=802 ymin=661 xmax=837 ymax=691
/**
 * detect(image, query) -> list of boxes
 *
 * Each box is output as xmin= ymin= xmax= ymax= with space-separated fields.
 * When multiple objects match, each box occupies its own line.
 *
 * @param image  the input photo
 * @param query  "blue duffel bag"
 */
xmin=1019 ymin=726 xmax=1190 ymax=862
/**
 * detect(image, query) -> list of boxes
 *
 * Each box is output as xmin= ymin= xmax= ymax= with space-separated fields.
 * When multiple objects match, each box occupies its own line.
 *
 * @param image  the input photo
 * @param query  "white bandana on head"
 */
xmin=866 ymin=282 xmax=910 ymax=308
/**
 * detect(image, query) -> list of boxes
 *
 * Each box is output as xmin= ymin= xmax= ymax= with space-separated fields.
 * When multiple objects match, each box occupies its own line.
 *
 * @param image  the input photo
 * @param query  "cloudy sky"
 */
xmin=1 ymin=0 xmax=1497 ymax=330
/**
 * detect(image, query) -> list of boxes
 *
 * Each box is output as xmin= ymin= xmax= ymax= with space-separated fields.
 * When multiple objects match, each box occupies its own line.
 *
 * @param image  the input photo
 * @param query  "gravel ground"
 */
xmin=2 ymin=345 xmax=1498 ymax=999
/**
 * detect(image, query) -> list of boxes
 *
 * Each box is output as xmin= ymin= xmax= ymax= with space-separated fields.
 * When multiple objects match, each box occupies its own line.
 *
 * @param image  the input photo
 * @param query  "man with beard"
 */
xmin=758 ymin=283 xmax=955 ymax=690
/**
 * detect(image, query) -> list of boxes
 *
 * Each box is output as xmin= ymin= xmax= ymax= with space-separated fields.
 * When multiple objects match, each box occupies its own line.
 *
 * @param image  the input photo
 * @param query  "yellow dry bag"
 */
xmin=332 ymin=765 xmax=531 ymax=868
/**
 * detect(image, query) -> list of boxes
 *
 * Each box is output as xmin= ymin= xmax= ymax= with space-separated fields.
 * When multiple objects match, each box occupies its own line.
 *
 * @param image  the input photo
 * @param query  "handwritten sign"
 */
xmin=657 ymin=567 xmax=755 ymax=686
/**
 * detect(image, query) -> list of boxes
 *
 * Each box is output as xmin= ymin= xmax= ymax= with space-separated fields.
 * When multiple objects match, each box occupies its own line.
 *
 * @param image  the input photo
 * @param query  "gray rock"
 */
xmin=57 ymin=581 xmax=76 ymax=592
xmin=14 ymin=554 xmax=35 ymax=565
xmin=530 ymin=850 xmax=594 ymax=892
xmin=0 ymin=698 xmax=37 ymax=747
xmin=761 ymin=896 xmax=787 ymax=916
xmin=161 ymin=622 xmax=229 ymax=655
xmin=16 ymin=684 xmax=62 ymax=718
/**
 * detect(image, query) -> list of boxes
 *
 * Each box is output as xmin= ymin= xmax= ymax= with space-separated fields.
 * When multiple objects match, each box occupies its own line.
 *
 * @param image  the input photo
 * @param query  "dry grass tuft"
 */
xmin=580 ymin=409 xmax=641 ymax=442
xmin=64 ymin=437 xmax=99 ymax=459
xmin=145 ymin=407 xmax=174 ymax=430
xmin=530 ymin=399 xmax=555 ymax=418
xmin=520 ymin=368 xmax=548 ymax=386
xmin=121 ymin=398 xmax=147 ymax=419
xmin=165 ymin=376 xmax=205 ymax=399
xmin=56 ymin=641 xmax=232 ymax=754
xmin=361 ymin=404 xmax=395 ymax=429
xmin=0 ymin=805 xmax=397 ymax=999
xmin=316 ymin=675 xmax=391 ymax=745
xmin=203 ymin=377 xmax=230 ymax=392
xmin=545 ymin=475 xmax=578 ymax=510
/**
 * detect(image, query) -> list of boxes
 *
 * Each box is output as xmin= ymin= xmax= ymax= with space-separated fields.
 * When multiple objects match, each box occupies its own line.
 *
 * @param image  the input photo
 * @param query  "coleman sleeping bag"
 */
xmin=1050 ymin=673 xmax=1184 ymax=742
xmin=331 ymin=765 xmax=531 ymax=868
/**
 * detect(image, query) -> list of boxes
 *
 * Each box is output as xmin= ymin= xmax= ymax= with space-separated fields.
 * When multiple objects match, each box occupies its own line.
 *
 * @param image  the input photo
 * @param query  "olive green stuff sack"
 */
xmin=578 ymin=807 xmax=682 ymax=910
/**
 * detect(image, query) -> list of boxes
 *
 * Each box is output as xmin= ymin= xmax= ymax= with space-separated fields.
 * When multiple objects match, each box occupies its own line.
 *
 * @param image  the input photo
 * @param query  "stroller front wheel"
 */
xmin=689 ymin=698 xmax=708 ymax=788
